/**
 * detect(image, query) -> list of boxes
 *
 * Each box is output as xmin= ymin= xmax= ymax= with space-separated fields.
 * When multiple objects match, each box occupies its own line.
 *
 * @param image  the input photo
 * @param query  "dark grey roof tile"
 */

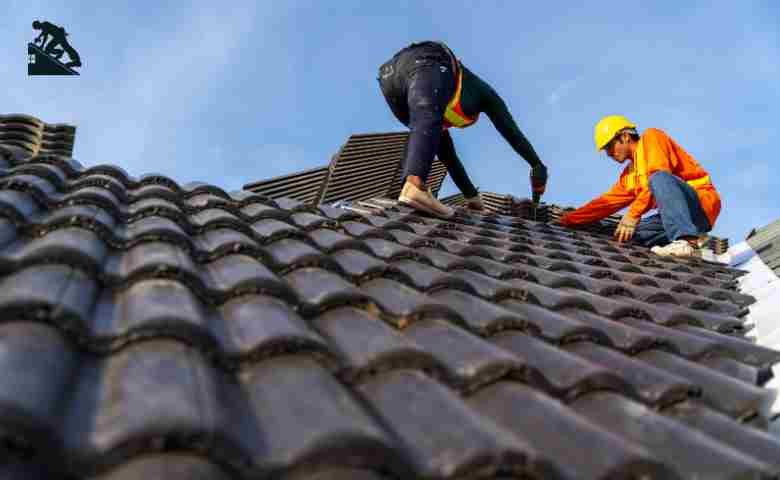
xmin=391 ymin=259 xmax=474 ymax=292
xmin=238 ymin=355 xmax=402 ymax=476
xmin=428 ymin=289 xmax=528 ymax=334
xmin=404 ymin=319 xmax=520 ymax=392
xmin=616 ymin=316 xmax=732 ymax=359
xmin=572 ymin=392 xmax=777 ymax=479
xmin=469 ymin=382 xmax=678 ymax=480
xmin=357 ymin=370 xmax=535 ymax=479
xmin=249 ymin=219 xmax=301 ymax=243
xmin=638 ymin=349 xmax=774 ymax=420
xmin=491 ymin=332 xmax=631 ymax=398
xmin=288 ymin=212 xmax=335 ymax=231
xmin=340 ymin=221 xmax=390 ymax=239
xmin=306 ymin=228 xmax=366 ymax=253
xmin=33 ymin=204 xmax=118 ymax=233
xmin=2 ymin=173 xmax=58 ymax=198
xmin=360 ymin=238 xmax=415 ymax=261
xmin=91 ymin=279 xmax=211 ymax=348
xmin=61 ymin=187 xmax=123 ymax=213
xmin=0 ymin=322 xmax=77 ymax=455
xmin=193 ymin=228 xmax=260 ymax=257
xmin=414 ymin=246 xmax=478 ymax=271
xmin=0 ymin=189 xmax=43 ymax=222
xmin=284 ymin=268 xmax=367 ymax=315
xmin=239 ymin=201 xmax=288 ymax=221
xmin=203 ymin=254 xmax=290 ymax=299
xmin=272 ymin=197 xmax=308 ymax=212
xmin=677 ymin=325 xmax=780 ymax=369
xmin=499 ymin=299 xmax=606 ymax=343
xmin=126 ymin=197 xmax=182 ymax=216
xmin=0 ymin=215 xmax=16 ymax=240
xmin=315 ymin=205 xmax=363 ymax=222
xmin=93 ymin=454 xmax=234 ymax=480
xmin=359 ymin=277 xmax=457 ymax=328
xmin=217 ymin=294 xmax=330 ymax=364
xmin=104 ymin=241 xmax=198 ymax=283
xmin=559 ymin=308 xmax=658 ymax=353
xmin=312 ymin=306 xmax=438 ymax=383
xmin=666 ymin=402 xmax=780 ymax=471
xmin=383 ymin=228 xmax=441 ymax=249
xmin=263 ymin=238 xmax=331 ymax=272
xmin=700 ymin=356 xmax=759 ymax=384
xmin=63 ymin=340 xmax=234 ymax=472
xmin=0 ymin=265 xmax=97 ymax=334
xmin=449 ymin=269 xmax=532 ymax=299
xmin=2 ymin=226 xmax=108 ymax=272
xmin=566 ymin=342 xmax=698 ymax=406
xmin=330 ymin=249 xmax=392 ymax=281
xmin=124 ymin=216 xmax=190 ymax=245
xmin=282 ymin=467 xmax=389 ymax=480
xmin=187 ymin=208 xmax=241 ymax=229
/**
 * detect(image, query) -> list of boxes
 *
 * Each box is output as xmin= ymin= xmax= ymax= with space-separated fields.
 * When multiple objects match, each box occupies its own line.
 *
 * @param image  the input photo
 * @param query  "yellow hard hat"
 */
xmin=594 ymin=115 xmax=636 ymax=151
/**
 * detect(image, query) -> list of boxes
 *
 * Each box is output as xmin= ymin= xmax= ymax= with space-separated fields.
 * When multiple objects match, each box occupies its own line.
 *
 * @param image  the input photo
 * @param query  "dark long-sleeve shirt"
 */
xmin=434 ymin=65 xmax=543 ymax=197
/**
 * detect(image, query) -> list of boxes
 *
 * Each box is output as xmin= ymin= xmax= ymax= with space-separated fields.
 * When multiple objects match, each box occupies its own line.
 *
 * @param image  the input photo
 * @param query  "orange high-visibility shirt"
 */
xmin=560 ymin=128 xmax=721 ymax=228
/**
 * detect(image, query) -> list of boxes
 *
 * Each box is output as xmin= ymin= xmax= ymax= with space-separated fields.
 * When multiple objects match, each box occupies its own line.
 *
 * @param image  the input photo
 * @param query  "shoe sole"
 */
xmin=652 ymin=249 xmax=701 ymax=258
xmin=398 ymin=196 xmax=454 ymax=218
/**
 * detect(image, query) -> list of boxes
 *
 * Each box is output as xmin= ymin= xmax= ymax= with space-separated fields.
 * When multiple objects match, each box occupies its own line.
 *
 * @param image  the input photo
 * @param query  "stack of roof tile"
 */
xmin=0 ymin=116 xmax=779 ymax=480
xmin=442 ymin=192 xmax=544 ymax=219
xmin=243 ymin=133 xmax=448 ymax=205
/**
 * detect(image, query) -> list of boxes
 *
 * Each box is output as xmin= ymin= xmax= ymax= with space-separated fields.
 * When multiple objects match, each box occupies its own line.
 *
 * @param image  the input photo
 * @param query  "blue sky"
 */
xmin=2 ymin=1 xmax=778 ymax=242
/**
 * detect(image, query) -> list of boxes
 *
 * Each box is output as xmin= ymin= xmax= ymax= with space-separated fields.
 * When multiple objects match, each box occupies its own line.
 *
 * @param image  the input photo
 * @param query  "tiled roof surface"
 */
xmin=244 ymin=132 xmax=448 ymax=205
xmin=1 ymin=116 xmax=780 ymax=479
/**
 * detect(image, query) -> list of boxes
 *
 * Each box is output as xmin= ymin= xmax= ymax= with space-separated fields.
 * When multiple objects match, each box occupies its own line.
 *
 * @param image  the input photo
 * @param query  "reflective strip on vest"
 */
xmin=443 ymin=69 xmax=479 ymax=129
xmin=686 ymin=175 xmax=711 ymax=187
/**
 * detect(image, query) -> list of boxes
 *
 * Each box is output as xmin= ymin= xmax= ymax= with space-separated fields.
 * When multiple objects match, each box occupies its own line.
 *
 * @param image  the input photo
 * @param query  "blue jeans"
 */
xmin=633 ymin=171 xmax=711 ymax=247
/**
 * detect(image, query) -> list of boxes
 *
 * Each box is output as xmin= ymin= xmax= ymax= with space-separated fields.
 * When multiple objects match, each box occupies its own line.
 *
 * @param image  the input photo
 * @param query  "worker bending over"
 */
xmin=378 ymin=41 xmax=547 ymax=218
xmin=559 ymin=115 xmax=721 ymax=258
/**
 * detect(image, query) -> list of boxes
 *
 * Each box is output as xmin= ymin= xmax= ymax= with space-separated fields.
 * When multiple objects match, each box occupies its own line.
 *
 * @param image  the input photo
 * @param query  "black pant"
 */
xmin=378 ymin=42 xmax=473 ymax=192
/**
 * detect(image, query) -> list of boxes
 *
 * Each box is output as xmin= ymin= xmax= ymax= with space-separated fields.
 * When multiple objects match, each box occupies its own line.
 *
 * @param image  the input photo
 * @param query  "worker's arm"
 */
xmin=463 ymin=68 xmax=543 ymax=168
xmin=560 ymin=179 xmax=635 ymax=226
xmin=437 ymin=130 xmax=479 ymax=198
xmin=626 ymin=129 xmax=674 ymax=220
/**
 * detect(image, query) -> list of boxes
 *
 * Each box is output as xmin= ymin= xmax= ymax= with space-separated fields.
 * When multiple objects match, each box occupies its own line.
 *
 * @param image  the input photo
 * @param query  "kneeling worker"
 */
xmin=559 ymin=115 xmax=721 ymax=257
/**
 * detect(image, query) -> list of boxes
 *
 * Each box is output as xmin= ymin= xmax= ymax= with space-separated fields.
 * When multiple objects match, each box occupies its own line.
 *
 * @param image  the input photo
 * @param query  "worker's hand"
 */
xmin=614 ymin=213 xmax=638 ymax=243
xmin=530 ymin=163 xmax=548 ymax=195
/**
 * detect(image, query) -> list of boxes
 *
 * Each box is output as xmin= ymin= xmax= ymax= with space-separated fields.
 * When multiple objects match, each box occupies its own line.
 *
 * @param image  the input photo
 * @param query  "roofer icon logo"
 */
xmin=28 ymin=20 xmax=82 ymax=76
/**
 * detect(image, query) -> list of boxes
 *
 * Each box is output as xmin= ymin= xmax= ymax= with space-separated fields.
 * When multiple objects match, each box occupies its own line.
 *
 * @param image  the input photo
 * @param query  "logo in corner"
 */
xmin=28 ymin=20 xmax=82 ymax=76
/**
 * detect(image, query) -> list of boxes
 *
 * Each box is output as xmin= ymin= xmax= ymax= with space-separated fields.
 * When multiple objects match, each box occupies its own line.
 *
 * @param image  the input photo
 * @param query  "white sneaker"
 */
xmin=651 ymin=239 xmax=700 ymax=257
xmin=398 ymin=181 xmax=455 ymax=218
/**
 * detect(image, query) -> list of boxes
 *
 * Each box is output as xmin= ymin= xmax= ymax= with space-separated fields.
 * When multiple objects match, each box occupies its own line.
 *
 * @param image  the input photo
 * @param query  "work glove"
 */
xmin=530 ymin=163 xmax=548 ymax=196
xmin=614 ymin=213 xmax=638 ymax=243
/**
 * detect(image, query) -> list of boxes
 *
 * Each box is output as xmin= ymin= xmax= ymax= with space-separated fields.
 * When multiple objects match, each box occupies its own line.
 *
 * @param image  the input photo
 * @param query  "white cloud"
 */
xmin=547 ymin=75 xmax=584 ymax=106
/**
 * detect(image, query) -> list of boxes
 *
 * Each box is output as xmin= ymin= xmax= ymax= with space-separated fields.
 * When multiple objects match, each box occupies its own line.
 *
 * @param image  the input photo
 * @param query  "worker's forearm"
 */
xmin=484 ymin=95 xmax=542 ymax=167
xmin=561 ymin=196 xmax=630 ymax=225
